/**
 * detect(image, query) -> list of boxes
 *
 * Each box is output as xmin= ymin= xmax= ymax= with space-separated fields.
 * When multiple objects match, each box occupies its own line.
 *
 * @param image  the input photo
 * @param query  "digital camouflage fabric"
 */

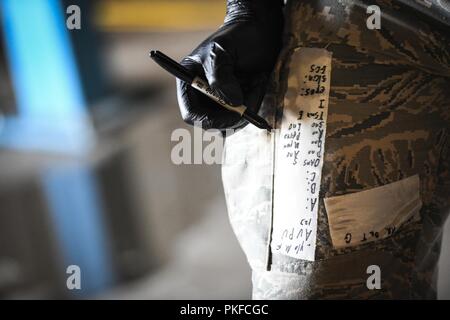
xmin=222 ymin=0 xmax=450 ymax=299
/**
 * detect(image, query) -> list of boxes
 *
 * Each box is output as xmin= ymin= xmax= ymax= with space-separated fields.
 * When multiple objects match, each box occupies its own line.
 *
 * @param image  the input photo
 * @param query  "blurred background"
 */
xmin=0 ymin=0 xmax=448 ymax=300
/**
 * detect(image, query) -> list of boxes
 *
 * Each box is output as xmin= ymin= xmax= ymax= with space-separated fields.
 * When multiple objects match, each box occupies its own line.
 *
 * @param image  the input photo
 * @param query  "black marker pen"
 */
xmin=150 ymin=50 xmax=272 ymax=132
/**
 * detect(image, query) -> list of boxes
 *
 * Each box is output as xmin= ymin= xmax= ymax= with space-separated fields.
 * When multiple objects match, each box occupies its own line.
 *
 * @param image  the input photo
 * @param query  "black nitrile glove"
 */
xmin=176 ymin=0 xmax=284 ymax=130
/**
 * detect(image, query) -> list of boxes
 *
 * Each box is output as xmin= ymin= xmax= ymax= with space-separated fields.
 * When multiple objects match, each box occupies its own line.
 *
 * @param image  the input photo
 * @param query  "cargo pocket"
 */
xmin=324 ymin=174 xmax=422 ymax=249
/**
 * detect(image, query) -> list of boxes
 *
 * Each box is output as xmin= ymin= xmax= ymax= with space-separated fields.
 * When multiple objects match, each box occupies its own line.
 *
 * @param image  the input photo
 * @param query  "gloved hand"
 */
xmin=176 ymin=0 xmax=284 ymax=130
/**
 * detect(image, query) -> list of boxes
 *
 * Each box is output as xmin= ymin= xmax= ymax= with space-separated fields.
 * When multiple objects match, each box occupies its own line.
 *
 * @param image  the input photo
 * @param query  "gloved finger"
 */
xmin=241 ymin=72 xmax=270 ymax=114
xmin=176 ymin=58 xmax=242 ymax=130
xmin=203 ymin=42 xmax=244 ymax=107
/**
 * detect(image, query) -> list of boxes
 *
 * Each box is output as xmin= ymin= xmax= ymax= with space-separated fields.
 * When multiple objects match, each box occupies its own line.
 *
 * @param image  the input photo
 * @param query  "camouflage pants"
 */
xmin=222 ymin=0 xmax=450 ymax=299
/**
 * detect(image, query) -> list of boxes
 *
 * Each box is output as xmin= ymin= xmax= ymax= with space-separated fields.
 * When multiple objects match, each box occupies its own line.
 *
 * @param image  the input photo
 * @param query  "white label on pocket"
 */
xmin=271 ymin=47 xmax=332 ymax=261
xmin=324 ymin=174 xmax=422 ymax=248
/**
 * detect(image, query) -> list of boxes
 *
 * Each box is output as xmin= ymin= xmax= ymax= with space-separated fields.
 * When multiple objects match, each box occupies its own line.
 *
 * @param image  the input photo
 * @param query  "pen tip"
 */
xmin=262 ymin=121 xmax=273 ymax=132
xmin=149 ymin=50 xmax=157 ymax=58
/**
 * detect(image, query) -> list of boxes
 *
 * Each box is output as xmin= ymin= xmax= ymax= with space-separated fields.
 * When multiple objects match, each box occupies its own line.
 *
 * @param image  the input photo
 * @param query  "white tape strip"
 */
xmin=324 ymin=174 xmax=422 ymax=248
xmin=271 ymin=47 xmax=333 ymax=261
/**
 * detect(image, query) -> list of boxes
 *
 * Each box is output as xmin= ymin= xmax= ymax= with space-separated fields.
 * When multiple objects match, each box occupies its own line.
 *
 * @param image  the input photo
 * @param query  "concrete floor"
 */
xmin=104 ymin=194 xmax=252 ymax=300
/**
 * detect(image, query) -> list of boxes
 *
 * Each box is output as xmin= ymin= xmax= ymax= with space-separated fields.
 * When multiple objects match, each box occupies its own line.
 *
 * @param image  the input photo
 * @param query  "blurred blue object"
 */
xmin=0 ymin=0 xmax=93 ymax=153
xmin=0 ymin=0 xmax=115 ymax=296
xmin=42 ymin=165 xmax=115 ymax=296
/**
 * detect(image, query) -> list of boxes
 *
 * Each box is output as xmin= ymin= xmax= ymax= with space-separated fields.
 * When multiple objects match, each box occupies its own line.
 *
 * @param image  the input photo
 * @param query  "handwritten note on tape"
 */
xmin=271 ymin=47 xmax=332 ymax=261
xmin=324 ymin=174 xmax=422 ymax=248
